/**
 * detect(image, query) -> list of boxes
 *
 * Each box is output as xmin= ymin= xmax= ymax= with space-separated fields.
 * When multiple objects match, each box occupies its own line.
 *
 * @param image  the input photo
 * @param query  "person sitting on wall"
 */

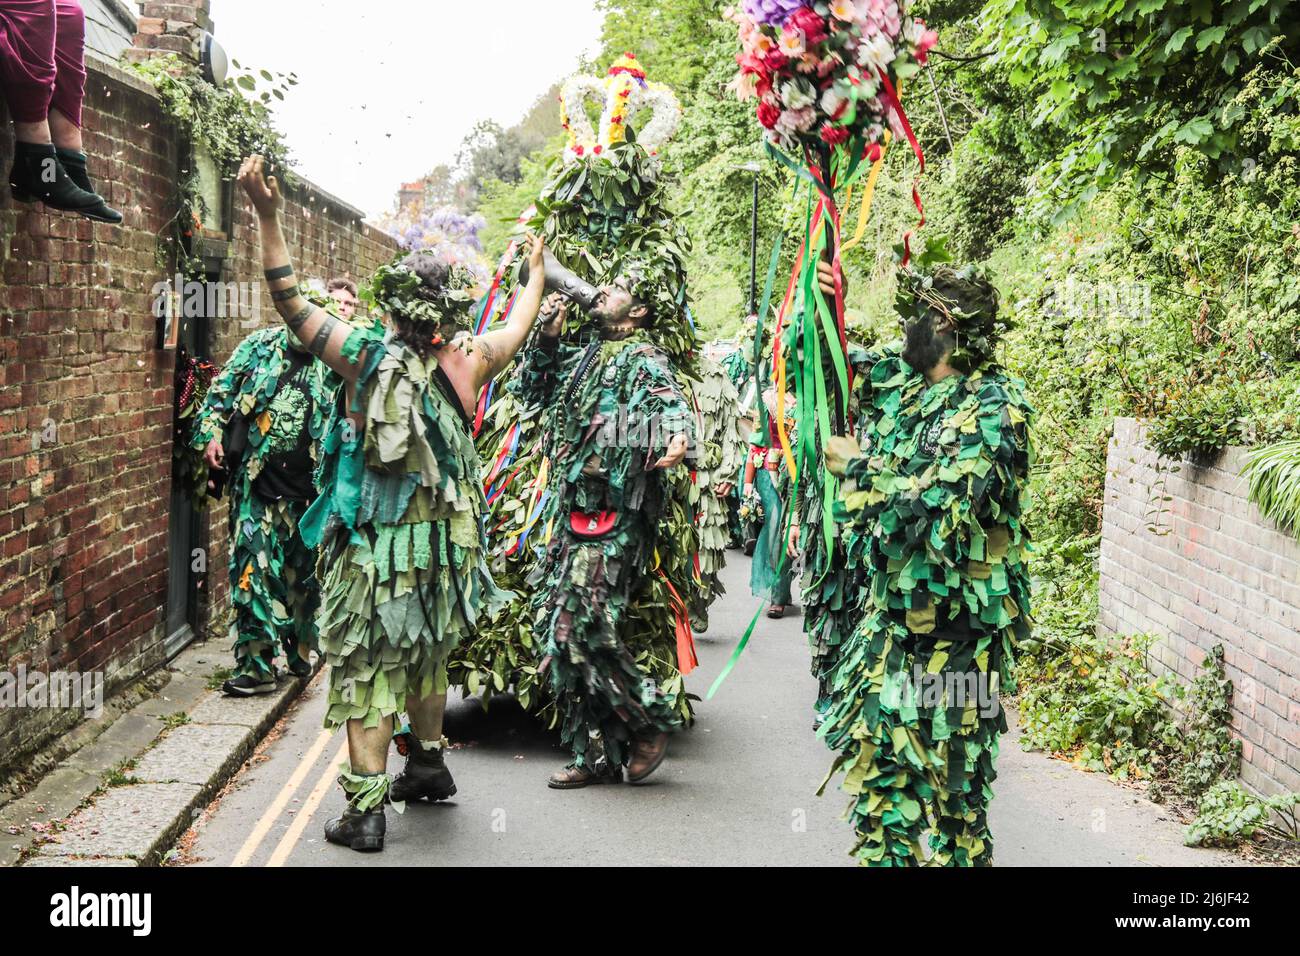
xmin=1 ymin=0 xmax=121 ymax=222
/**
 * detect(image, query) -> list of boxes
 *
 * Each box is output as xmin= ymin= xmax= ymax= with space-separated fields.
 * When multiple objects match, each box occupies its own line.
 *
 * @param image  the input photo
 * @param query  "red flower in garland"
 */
xmin=820 ymin=124 xmax=850 ymax=146
xmin=757 ymin=102 xmax=781 ymax=129
xmin=763 ymin=49 xmax=788 ymax=72
xmin=788 ymin=7 xmax=826 ymax=46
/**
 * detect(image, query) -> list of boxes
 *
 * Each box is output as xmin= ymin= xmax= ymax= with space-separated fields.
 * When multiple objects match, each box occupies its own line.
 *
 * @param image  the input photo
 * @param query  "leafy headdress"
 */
xmin=509 ymin=53 xmax=696 ymax=364
xmin=894 ymin=237 xmax=1006 ymax=371
xmin=367 ymin=251 xmax=481 ymax=350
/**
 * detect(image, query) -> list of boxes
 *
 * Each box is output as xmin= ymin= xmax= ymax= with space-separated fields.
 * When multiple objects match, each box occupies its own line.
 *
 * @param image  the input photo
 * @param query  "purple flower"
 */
xmin=742 ymin=0 xmax=809 ymax=27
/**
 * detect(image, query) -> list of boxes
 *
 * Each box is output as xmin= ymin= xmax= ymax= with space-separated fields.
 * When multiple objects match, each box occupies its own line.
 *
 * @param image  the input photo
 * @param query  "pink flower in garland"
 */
xmin=757 ymin=100 xmax=782 ymax=129
xmin=763 ymin=48 xmax=789 ymax=71
xmin=778 ymin=24 xmax=806 ymax=57
xmin=904 ymin=18 xmax=938 ymax=63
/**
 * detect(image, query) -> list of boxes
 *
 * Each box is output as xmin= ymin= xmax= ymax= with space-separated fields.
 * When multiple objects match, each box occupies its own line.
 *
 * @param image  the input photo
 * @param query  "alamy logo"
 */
xmin=0 ymin=666 xmax=103 ymax=718
xmin=596 ymin=405 xmax=698 ymax=460
xmin=49 ymin=886 xmax=151 ymax=936
xmin=151 ymin=274 xmax=262 ymax=325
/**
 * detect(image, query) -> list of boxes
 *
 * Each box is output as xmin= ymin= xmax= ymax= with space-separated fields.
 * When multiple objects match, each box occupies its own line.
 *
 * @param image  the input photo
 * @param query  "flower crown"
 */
xmin=559 ymin=53 xmax=683 ymax=163
xmin=368 ymin=253 xmax=480 ymax=346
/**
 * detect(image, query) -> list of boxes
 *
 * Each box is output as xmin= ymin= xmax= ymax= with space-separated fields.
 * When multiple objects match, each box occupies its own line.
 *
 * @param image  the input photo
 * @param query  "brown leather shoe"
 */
xmin=626 ymin=732 xmax=669 ymax=784
xmin=547 ymin=763 xmax=622 ymax=789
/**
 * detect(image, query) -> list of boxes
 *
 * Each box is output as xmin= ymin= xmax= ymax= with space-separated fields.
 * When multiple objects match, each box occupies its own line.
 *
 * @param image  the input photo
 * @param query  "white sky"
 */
xmin=206 ymin=0 xmax=605 ymax=218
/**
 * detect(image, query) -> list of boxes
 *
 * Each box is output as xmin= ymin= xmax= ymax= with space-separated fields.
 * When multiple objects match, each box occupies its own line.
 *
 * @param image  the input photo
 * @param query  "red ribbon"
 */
xmin=877 ymin=69 xmax=925 ymax=266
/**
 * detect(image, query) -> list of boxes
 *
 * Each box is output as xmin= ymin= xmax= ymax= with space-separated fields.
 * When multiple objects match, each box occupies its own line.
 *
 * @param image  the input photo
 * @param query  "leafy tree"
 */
xmin=981 ymin=0 xmax=1300 ymax=217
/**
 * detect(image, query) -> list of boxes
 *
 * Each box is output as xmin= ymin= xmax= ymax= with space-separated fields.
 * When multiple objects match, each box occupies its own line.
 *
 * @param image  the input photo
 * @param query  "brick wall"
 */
xmin=0 ymin=55 xmax=397 ymax=775
xmin=1099 ymin=417 xmax=1300 ymax=797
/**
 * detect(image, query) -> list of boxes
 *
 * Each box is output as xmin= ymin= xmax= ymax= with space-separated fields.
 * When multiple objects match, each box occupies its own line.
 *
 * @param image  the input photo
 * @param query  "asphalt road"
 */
xmin=180 ymin=554 xmax=1240 ymax=867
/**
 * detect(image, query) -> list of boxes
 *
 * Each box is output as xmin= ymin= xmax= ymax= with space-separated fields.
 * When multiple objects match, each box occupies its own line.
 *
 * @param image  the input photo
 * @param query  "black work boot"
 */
xmin=8 ymin=141 xmax=122 ymax=223
xmin=390 ymin=735 xmax=457 ymax=803
xmin=324 ymin=804 xmax=386 ymax=853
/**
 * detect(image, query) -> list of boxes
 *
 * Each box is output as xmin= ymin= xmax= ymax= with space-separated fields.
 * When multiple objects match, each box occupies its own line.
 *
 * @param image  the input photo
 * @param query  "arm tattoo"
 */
xmin=309 ymin=314 xmax=340 ymax=357
xmin=264 ymin=264 xmax=295 ymax=281
xmin=476 ymin=337 xmax=497 ymax=369
xmin=270 ymin=285 xmax=300 ymax=302
xmin=287 ymin=302 xmax=317 ymax=333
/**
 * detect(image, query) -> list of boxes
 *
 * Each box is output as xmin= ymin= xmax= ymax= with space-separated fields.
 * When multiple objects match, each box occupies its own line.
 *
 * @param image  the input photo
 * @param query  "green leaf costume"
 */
xmin=689 ymin=356 xmax=747 ymax=630
xmin=450 ymin=135 xmax=704 ymax=716
xmin=302 ymin=323 xmax=510 ymax=730
xmin=820 ymin=350 xmax=1034 ymax=866
xmin=191 ymin=327 xmax=337 ymax=679
xmin=796 ymin=344 xmax=878 ymax=699
xmin=515 ymin=331 xmax=695 ymax=769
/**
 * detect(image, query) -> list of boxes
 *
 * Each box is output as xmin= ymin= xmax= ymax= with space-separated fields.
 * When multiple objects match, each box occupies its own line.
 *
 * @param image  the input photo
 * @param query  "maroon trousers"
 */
xmin=0 ymin=0 xmax=85 ymax=126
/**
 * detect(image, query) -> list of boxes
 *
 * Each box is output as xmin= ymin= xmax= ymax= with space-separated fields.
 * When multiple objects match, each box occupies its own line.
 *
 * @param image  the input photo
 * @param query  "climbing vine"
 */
xmin=122 ymin=54 xmax=297 ymax=278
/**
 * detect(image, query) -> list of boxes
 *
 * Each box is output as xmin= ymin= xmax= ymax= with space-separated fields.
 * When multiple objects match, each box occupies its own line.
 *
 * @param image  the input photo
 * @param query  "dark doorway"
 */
xmin=163 ymin=281 xmax=213 ymax=659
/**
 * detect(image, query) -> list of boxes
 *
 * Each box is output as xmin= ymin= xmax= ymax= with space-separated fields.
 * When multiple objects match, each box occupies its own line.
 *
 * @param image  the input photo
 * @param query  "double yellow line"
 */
xmin=231 ymin=728 xmax=347 ymax=867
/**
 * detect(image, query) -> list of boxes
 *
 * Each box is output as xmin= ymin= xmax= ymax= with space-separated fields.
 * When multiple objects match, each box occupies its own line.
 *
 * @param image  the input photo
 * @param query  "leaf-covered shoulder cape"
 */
xmin=190 ymin=325 xmax=337 ymax=461
xmin=302 ymin=324 xmax=488 ymax=561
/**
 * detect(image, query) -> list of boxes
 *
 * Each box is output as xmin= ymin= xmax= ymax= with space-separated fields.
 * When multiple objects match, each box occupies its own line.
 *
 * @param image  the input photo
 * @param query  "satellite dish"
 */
xmin=201 ymin=32 xmax=228 ymax=86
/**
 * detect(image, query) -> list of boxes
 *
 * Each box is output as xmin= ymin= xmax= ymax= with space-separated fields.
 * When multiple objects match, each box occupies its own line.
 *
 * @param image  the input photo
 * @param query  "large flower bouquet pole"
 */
xmin=730 ymin=0 xmax=933 ymax=438
xmin=707 ymin=0 xmax=934 ymax=697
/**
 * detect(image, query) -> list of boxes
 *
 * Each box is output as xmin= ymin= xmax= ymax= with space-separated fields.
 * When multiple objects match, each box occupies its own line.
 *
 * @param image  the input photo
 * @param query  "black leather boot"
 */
xmin=390 ymin=736 xmax=457 ymax=803
xmin=9 ymin=141 xmax=122 ymax=223
xmin=324 ymin=804 xmax=386 ymax=852
xmin=55 ymin=147 xmax=123 ymax=223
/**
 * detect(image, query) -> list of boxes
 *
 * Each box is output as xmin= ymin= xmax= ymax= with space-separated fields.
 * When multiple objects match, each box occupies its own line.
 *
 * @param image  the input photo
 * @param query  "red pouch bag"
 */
xmin=570 ymin=510 xmax=618 ymax=538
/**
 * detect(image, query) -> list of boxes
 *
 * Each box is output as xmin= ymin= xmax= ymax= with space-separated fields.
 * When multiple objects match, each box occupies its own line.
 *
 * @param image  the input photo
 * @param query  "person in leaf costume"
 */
xmin=191 ymin=323 xmax=339 ymax=696
xmin=745 ymin=383 xmax=799 ymax=618
xmin=237 ymin=154 xmax=549 ymax=852
xmin=514 ymin=266 xmax=695 ymax=789
xmin=451 ymin=58 xmax=700 ymax=720
xmin=819 ymin=257 xmax=1033 ymax=867
xmin=723 ymin=313 xmax=772 ymax=551
xmin=689 ymin=354 xmax=746 ymax=630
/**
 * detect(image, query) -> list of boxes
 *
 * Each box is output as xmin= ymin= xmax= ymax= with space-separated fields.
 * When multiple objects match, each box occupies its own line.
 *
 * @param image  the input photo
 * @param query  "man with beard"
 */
xmin=237 ymin=154 xmax=550 ymax=851
xmin=820 ymin=259 xmax=1033 ymax=866
xmin=516 ymin=271 xmax=691 ymax=788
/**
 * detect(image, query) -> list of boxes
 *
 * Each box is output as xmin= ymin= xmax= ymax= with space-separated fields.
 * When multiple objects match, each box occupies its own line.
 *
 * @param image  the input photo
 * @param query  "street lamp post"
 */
xmin=739 ymin=162 xmax=762 ymax=317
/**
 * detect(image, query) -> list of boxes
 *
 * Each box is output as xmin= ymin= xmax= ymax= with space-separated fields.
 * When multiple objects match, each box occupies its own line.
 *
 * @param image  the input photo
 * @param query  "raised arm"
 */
xmin=469 ymin=235 xmax=548 ymax=388
xmin=236 ymin=155 xmax=358 ymax=384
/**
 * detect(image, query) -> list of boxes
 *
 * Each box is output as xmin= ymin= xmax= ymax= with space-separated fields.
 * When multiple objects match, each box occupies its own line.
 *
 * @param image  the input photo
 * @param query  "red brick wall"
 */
xmin=0 ymin=56 xmax=397 ymax=772
xmin=1100 ymin=418 xmax=1300 ymax=797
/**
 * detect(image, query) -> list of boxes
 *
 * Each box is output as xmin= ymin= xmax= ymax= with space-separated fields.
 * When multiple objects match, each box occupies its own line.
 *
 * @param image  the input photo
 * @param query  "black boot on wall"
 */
xmin=55 ymin=147 xmax=123 ymax=223
xmin=8 ymin=141 xmax=123 ymax=223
